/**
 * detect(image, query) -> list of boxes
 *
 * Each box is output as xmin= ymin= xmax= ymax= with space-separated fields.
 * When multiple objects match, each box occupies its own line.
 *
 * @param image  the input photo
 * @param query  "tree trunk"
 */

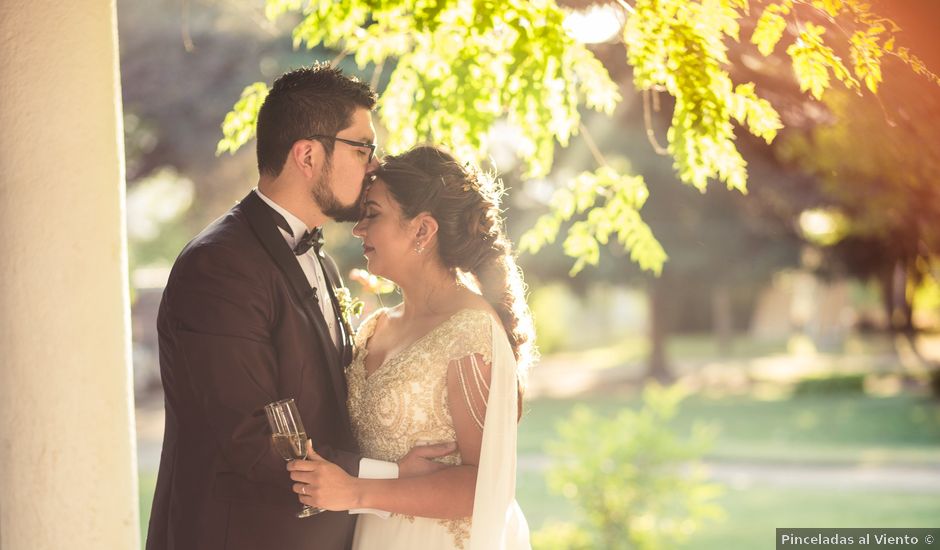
xmin=878 ymin=265 xmax=896 ymax=332
xmin=712 ymin=284 xmax=734 ymax=356
xmin=899 ymin=258 xmax=917 ymax=334
xmin=647 ymin=276 xmax=674 ymax=383
xmin=885 ymin=258 xmax=916 ymax=334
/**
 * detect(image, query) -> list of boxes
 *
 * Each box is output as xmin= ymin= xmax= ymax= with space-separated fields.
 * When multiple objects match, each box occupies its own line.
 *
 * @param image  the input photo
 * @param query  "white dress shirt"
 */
xmin=254 ymin=189 xmax=340 ymax=347
xmin=254 ymin=189 xmax=396 ymax=514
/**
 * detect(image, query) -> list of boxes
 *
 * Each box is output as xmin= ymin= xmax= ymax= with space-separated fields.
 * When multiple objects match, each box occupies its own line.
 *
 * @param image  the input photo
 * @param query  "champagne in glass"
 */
xmin=264 ymin=398 xmax=323 ymax=518
xmin=271 ymin=432 xmax=308 ymax=460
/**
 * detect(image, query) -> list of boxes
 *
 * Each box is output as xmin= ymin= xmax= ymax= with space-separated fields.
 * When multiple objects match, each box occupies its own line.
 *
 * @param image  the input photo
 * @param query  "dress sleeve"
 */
xmin=353 ymin=308 xmax=385 ymax=351
xmin=445 ymin=311 xmax=494 ymax=437
xmin=447 ymin=312 xmax=531 ymax=549
xmin=449 ymin=354 xmax=491 ymax=432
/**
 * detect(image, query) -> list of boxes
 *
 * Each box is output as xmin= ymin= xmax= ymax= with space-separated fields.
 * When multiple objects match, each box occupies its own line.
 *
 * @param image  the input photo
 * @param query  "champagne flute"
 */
xmin=264 ymin=398 xmax=323 ymax=518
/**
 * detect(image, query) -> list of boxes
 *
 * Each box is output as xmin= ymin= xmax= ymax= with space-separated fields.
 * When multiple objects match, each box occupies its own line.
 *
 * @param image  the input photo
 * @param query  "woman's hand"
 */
xmin=287 ymin=441 xmax=362 ymax=511
xmin=398 ymin=441 xmax=457 ymax=477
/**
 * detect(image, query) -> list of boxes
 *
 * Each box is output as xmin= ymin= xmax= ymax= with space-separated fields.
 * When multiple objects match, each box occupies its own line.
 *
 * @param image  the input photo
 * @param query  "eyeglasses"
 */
xmin=306 ymin=134 xmax=376 ymax=164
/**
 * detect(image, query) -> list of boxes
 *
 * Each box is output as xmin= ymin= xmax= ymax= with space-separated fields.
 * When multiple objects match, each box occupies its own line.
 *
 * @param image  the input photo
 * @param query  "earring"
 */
xmin=415 ymin=241 xmax=424 ymax=254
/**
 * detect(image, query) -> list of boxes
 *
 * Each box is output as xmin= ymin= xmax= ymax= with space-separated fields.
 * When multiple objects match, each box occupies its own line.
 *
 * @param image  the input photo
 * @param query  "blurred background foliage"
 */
xmin=120 ymin=0 xmax=940 ymax=548
xmin=537 ymin=384 xmax=724 ymax=550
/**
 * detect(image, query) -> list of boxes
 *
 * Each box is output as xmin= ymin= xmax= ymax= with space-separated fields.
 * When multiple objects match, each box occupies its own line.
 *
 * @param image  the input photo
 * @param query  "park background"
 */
xmin=117 ymin=1 xmax=940 ymax=548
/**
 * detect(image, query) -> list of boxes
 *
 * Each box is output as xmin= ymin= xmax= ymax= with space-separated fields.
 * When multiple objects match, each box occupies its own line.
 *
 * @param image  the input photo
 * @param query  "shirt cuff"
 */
xmin=359 ymin=457 xmax=399 ymax=480
xmin=349 ymin=458 xmax=399 ymax=517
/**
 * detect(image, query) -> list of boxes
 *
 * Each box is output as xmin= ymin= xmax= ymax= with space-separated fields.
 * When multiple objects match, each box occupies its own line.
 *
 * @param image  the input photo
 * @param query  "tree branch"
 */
xmin=579 ymin=122 xmax=609 ymax=167
xmin=643 ymin=89 xmax=669 ymax=155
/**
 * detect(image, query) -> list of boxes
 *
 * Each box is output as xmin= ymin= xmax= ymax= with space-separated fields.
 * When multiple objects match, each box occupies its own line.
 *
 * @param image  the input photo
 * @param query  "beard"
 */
xmin=311 ymin=158 xmax=365 ymax=223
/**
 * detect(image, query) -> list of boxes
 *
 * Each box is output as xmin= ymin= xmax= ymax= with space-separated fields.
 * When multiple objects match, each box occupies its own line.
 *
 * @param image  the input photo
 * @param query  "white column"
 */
xmin=0 ymin=0 xmax=139 ymax=549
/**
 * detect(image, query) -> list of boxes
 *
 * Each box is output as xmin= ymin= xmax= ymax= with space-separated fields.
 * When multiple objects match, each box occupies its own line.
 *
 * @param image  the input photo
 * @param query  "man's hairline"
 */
xmin=336 ymin=104 xmax=377 ymax=143
xmin=257 ymin=96 xmax=376 ymax=177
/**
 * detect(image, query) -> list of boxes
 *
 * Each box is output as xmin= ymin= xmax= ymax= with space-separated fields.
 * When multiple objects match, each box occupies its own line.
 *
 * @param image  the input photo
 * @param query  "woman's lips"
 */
xmin=363 ymin=245 xmax=375 ymax=255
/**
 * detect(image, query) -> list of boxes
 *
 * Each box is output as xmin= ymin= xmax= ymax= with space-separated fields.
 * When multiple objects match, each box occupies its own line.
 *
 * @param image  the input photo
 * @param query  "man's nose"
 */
xmin=367 ymin=154 xmax=381 ymax=172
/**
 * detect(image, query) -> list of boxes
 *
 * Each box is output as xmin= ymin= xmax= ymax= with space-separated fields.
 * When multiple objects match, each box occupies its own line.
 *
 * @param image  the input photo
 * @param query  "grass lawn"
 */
xmin=552 ymin=332 xmax=901 ymax=369
xmin=685 ymin=486 xmax=940 ymax=549
xmin=515 ymin=391 xmax=940 ymax=547
xmin=139 ymin=392 xmax=940 ymax=544
xmin=141 ymin=466 xmax=939 ymax=547
xmin=139 ymin=469 xmax=156 ymax=543
xmin=519 ymin=393 xmax=940 ymax=465
xmin=517 ymin=470 xmax=940 ymax=549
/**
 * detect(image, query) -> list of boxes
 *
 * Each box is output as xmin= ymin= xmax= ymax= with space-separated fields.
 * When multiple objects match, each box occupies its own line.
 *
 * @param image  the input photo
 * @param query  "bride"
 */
xmin=287 ymin=145 xmax=535 ymax=549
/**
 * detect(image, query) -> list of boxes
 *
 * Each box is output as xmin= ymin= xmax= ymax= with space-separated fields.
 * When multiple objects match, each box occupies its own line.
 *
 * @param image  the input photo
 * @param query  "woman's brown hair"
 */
xmin=374 ymin=146 xmax=538 ymax=384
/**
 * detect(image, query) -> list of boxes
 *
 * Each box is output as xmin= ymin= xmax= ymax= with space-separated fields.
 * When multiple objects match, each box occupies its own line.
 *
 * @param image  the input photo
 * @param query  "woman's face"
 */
xmin=351 ymin=179 xmax=415 ymax=281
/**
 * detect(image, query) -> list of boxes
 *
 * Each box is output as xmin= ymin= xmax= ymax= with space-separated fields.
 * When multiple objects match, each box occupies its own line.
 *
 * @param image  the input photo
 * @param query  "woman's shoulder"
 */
xmin=355 ymin=306 xmax=391 ymax=342
xmin=449 ymin=290 xmax=499 ymax=325
xmin=449 ymin=307 xmax=498 ymax=330
xmin=440 ymin=308 xmax=499 ymax=363
xmin=451 ymin=306 xmax=497 ymax=332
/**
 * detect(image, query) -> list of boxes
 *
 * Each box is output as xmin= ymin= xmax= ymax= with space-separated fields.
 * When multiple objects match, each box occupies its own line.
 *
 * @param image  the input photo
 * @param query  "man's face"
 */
xmin=312 ymin=107 xmax=379 ymax=223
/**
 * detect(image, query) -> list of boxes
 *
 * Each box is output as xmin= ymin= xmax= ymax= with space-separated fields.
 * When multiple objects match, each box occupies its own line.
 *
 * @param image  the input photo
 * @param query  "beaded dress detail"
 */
xmin=347 ymin=308 xmax=494 ymax=549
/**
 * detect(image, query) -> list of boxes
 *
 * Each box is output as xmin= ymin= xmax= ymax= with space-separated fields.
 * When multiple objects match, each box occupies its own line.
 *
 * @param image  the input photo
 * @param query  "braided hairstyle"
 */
xmin=374 ymin=146 xmax=538 ymax=379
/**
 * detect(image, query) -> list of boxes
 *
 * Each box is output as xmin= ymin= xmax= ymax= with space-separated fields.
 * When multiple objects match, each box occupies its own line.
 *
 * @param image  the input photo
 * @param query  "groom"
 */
xmin=146 ymin=64 xmax=453 ymax=550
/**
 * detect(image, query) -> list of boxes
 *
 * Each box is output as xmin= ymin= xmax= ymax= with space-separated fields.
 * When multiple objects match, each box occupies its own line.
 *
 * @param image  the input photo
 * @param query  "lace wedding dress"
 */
xmin=347 ymin=308 xmax=530 ymax=550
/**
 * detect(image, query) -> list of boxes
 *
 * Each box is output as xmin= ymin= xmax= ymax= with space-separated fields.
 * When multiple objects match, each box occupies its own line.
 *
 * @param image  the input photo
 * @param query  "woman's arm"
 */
xmin=288 ymin=353 xmax=492 ymax=519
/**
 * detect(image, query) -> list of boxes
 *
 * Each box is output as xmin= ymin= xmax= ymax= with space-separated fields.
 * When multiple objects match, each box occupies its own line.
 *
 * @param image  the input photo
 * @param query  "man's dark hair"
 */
xmin=256 ymin=63 xmax=377 ymax=177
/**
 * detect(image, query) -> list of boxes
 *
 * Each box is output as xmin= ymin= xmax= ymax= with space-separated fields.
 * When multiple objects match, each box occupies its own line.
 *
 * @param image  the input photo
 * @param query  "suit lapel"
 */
xmin=316 ymin=254 xmax=355 ymax=368
xmin=237 ymin=191 xmax=350 ymax=422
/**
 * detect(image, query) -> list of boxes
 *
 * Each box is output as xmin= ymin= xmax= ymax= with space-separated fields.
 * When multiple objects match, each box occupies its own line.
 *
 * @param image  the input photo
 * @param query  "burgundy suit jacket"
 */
xmin=146 ymin=191 xmax=360 ymax=550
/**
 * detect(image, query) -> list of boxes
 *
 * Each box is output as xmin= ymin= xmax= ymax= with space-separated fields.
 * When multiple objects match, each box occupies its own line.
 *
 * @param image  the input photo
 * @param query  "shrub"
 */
xmin=929 ymin=368 xmax=940 ymax=400
xmin=793 ymin=373 xmax=866 ymax=396
xmin=537 ymin=384 xmax=724 ymax=549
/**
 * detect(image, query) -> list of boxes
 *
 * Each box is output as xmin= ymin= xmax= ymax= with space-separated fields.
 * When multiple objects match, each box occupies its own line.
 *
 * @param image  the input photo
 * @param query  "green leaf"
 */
xmin=751 ymin=7 xmax=787 ymax=56
xmin=518 ymin=214 xmax=562 ymax=256
xmin=813 ymin=0 xmax=843 ymax=17
xmin=727 ymin=0 xmax=750 ymax=15
xmin=264 ymin=0 xmax=303 ymax=22
xmin=787 ymin=23 xmax=858 ymax=100
xmin=729 ymin=83 xmax=782 ymax=143
xmin=850 ymin=30 xmax=884 ymax=93
xmin=216 ymin=82 xmax=269 ymax=156
xmin=884 ymin=36 xmax=895 ymax=52
xmin=521 ymin=167 xmax=666 ymax=276
xmin=219 ymin=0 xmax=936 ymax=277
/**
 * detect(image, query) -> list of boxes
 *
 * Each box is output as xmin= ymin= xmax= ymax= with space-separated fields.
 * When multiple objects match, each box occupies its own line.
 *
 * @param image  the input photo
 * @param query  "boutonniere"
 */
xmin=335 ymin=286 xmax=364 ymax=333
xmin=341 ymin=270 xmax=396 ymax=363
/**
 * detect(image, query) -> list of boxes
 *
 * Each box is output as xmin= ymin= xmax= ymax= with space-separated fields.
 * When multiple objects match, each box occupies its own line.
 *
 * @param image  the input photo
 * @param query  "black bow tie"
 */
xmin=268 ymin=207 xmax=324 ymax=256
xmin=293 ymin=228 xmax=324 ymax=256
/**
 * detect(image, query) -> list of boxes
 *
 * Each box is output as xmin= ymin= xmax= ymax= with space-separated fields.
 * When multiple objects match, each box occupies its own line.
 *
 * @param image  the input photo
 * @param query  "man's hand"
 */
xmin=288 ymin=441 xmax=362 ymax=511
xmin=397 ymin=441 xmax=458 ymax=478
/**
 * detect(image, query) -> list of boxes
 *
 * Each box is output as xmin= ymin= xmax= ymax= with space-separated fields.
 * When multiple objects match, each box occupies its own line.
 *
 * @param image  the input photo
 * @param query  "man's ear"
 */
xmin=414 ymin=213 xmax=439 ymax=245
xmin=289 ymin=139 xmax=322 ymax=178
